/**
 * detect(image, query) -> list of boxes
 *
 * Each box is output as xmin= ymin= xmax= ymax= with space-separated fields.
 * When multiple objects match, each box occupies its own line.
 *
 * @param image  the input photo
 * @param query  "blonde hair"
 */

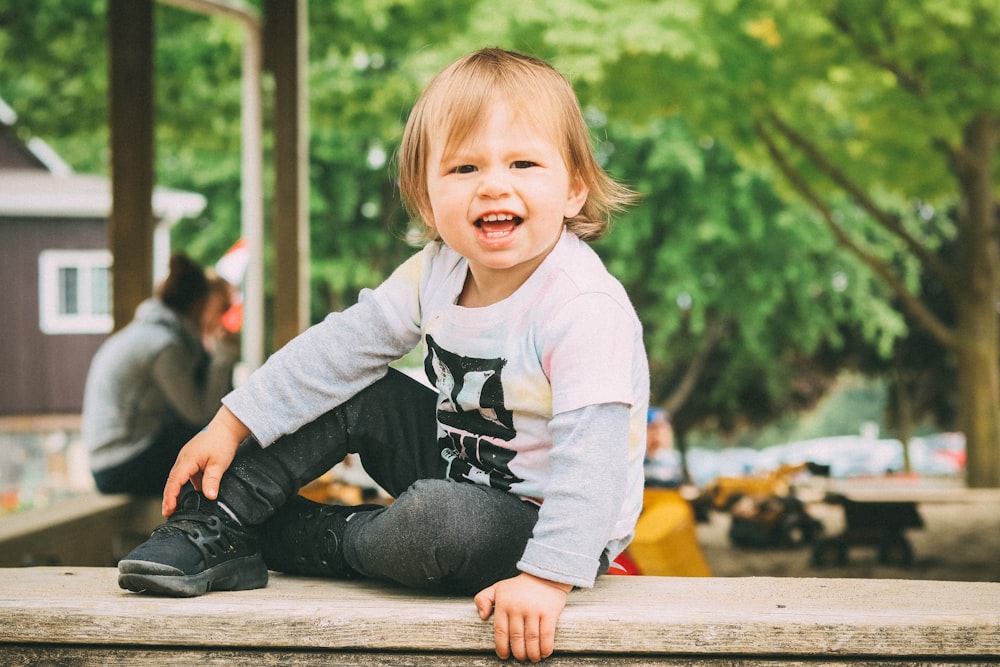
xmin=398 ymin=48 xmax=635 ymax=243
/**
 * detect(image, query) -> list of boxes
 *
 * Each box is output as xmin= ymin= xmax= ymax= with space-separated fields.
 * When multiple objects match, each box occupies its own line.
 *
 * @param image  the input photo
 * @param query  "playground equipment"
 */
xmin=692 ymin=461 xmax=827 ymax=548
xmin=694 ymin=462 xmax=825 ymax=514
xmin=614 ymin=488 xmax=712 ymax=577
xmin=727 ymin=493 xmax=824 ymax=548
xmin=811 ymin=493 xmax=924 ymax=567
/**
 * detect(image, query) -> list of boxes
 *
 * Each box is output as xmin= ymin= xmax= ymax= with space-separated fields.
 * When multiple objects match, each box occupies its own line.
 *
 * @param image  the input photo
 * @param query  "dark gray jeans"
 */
xmin=217 ymin=368 xmax=539 ymax=594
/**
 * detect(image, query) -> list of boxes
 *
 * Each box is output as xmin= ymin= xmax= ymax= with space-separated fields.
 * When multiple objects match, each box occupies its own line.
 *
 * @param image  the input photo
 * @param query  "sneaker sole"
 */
xmin=118 ymin=555 xmax=269 ymax=597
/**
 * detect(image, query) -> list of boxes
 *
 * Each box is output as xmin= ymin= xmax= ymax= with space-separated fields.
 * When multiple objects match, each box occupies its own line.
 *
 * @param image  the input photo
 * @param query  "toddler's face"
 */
xmin=423 ymin=103 xmax=588 ymax=299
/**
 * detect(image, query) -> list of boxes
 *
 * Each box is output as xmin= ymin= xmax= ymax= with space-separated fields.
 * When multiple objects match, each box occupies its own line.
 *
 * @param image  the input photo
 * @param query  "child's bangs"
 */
xmin=437 ymin=66 xmax=568 ymax=159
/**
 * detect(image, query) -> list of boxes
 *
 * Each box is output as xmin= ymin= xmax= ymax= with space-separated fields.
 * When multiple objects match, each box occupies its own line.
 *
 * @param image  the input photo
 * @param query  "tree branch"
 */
xmin=766 ymin=111 xmax=960 ymax=295
xmin=662 ymin=316 xmax=731 ymax=418
xmin=754 ymin=120 xmax=959 ymax=351
xmin=826 ymin=7 xmax=928 ymax=98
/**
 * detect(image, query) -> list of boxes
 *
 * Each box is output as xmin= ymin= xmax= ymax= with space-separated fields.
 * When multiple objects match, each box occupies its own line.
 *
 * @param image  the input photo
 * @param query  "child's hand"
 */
xmin=474 ymin=572 xmax=572 ymax=663
xmin=161 ymin=407 xmax=249 ymax=516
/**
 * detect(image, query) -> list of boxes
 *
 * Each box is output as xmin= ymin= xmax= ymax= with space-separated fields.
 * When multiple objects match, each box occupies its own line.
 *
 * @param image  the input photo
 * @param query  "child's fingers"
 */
xmin=474 ymin=585 xmax=514 ymax=659
xmin=474 ymin=586 xmax=496 ymax=620
xmin=539 ymin=612 xmax=557 ymax=659
xmin=161 ymin=447 xmax=207 ymax=515
xmin=162 ymin=464 xmax=194 ymax=516
xmin=200 ymin=462 xmax=225 ymax=500
xmin=492 ymin=608 xmax=512 ymax=660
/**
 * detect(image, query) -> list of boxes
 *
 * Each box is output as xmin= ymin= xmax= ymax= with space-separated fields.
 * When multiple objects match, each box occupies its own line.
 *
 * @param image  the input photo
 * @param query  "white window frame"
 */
xmin=38 ymin=249 xmax=113 ymax=335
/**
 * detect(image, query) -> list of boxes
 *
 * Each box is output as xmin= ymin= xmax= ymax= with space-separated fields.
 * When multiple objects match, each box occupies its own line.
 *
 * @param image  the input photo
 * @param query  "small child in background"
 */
xmin=644 ymin=407 xmax=684 ymax=488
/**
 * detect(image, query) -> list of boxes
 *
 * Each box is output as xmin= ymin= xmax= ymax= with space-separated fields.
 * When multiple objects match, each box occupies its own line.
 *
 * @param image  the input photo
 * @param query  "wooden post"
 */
xmin=265 ymin=0 xmax=310 ymax=349
xmin=107 ymin=0 xmax=155 ymax=331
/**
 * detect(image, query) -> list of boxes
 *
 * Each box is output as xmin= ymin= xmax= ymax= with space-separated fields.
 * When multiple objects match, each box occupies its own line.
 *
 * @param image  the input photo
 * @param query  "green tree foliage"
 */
xmin=4 ymin=1 xmax=986 ymax=480
xmin=303 ymin=1 xmax=480 ymax=321
xmin=154 ymin=4 xmax=245 ymax=264
xmin=598 ymin=117 xmax=899 ymax=439
xmin=0 ymin=0 xmax=108 ymax=170
xmin=0 ymin=0 xmax=245 ymax=264
xmin=521 ymin=0 xmax=1000 ymax=486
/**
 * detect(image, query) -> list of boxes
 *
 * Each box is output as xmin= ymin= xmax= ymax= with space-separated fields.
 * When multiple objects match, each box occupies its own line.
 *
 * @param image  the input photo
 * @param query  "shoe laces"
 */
xmin=154 ymin=510 xmax=235 ymax=561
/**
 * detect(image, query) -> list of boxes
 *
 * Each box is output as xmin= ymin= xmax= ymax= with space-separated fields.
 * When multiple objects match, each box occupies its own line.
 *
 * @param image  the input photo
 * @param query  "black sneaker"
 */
xmin=118 ymin=486 xmax=268 ymax=597
xmin=258 ymin=495 xmax=382 ymax=578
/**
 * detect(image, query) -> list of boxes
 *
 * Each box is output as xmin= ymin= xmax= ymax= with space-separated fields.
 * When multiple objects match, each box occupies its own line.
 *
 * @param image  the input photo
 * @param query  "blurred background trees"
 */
xmin=1 ymin=0 xmax=997 ymax=483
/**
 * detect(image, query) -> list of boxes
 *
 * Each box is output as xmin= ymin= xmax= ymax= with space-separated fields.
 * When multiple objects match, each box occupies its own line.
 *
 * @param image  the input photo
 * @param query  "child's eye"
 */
xmin=453 ymin=164 xmax=477 ymax=174
xmin=512 ymin=160 xmax=536 ymax=169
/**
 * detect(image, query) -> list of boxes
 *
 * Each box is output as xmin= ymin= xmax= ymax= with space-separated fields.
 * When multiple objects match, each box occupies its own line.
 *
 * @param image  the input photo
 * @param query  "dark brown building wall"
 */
xmin=0 ymin=127 xmax=47 ymax=170
xmin=0 ymin=217 xmax=108 ymax=415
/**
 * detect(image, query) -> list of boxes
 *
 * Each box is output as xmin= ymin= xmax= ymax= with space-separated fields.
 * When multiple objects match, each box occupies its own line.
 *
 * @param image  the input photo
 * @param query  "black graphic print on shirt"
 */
xmin=425 ymin=334 xmax=523 ymax=491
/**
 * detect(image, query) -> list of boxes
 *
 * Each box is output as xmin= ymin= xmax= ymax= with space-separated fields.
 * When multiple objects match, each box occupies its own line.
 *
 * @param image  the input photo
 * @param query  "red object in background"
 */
xmin=215 ymin=239 xmax=248 ymax=334
xmin=221 ymin=300 xmax=243 ymax=334
xmin=608 ymin=551 xmax=641 ymax=576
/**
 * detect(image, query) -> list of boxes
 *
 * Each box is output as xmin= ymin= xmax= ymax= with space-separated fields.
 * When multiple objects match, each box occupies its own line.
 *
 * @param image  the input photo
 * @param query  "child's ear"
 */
xmin=563 ymin=177 xmax=589 ymax=219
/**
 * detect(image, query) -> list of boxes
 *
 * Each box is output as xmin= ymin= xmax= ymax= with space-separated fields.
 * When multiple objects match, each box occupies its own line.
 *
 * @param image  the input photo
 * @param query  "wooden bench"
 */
xmin=0 ymin=493 xmax=161 ymax=567
xmin=1 ymin=568 xmax=997 ymax=665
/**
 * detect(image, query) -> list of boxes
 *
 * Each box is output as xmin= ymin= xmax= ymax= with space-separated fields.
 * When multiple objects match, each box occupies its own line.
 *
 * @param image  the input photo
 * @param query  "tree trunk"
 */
xmin=952 ymin=114 xmax=1000 ymax=488
xmin=890 ymin=361 xmax=914 ymax=474
xmin=954 ymin=325 xmax=1000 ymax=487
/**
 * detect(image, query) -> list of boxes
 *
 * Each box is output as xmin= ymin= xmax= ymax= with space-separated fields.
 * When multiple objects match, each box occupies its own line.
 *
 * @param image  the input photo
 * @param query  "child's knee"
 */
xmin=390 ymin=479 xmax=466 ymax=543
xmin=394 ymin=479 xmax=534 ymax=551
xmin=347 ymin=479 xmax=535 ymax=592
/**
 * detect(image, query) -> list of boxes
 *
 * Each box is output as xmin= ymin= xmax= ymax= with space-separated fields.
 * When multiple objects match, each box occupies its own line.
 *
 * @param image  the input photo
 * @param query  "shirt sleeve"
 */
xmin=542 ymin=293 xmax=638 ymax=414
xmin=516 ymin=401 xmax=630 ymax=588
xmin=223 ymin=252 xmax=427 ymax=446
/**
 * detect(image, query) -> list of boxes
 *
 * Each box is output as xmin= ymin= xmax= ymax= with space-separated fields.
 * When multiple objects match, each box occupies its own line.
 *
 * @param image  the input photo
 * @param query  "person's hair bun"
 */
xmin=158 ymin=252 xmax=209 ymax=315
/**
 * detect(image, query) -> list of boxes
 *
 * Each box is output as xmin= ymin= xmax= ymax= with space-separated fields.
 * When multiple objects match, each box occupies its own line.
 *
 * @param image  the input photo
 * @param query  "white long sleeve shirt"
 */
xmin=224 ymin=231 xmax=648 ymax=587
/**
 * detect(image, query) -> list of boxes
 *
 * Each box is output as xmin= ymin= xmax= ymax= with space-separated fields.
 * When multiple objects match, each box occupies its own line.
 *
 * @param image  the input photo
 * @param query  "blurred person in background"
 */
xmin=644 ymin=407 xmax=683 ymax=488
xmin=82 ymin=253 xmax=239 ymax=496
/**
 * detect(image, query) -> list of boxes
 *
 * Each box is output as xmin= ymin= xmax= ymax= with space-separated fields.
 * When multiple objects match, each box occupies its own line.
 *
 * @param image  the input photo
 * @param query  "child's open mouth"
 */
xmin=475 ymin=213 xmax=523 ymax=239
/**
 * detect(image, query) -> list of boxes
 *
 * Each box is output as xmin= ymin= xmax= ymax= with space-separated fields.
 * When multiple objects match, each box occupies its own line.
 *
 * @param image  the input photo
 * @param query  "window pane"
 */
xmin=39 ymin=249 xmax=113 ymax=335
xmin=91 ymin=266 xmax=111 ymax=315
xmin=59 ymin=267 xmax=79 ymax=315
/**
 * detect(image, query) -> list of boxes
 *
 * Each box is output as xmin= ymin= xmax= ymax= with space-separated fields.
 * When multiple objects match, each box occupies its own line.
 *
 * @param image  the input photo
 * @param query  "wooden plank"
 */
xmin=0 ymin=494 xmax=138 ymax=541
xmin=0 ymin=496 xmax=161 ymax=567
xmin=825 ymin=480 xmax=1000 ymax=504
xmin=0 ymin=413 xmax=82 ymax=432
xmin=1 ymin=568 xmax=998 ymax=659
xmin=2 ymin=646 xmax=995 ymax=667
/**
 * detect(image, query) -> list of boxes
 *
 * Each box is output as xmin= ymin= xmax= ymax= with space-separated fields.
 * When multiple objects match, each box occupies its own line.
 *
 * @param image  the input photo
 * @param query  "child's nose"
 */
xmin=476 ymin=169 xmax=512 ymax=198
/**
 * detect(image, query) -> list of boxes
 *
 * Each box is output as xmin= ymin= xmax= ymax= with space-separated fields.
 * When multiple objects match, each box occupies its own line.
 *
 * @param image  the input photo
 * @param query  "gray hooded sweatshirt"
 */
xmin=81 ymin=298 xmax=238 ymax=472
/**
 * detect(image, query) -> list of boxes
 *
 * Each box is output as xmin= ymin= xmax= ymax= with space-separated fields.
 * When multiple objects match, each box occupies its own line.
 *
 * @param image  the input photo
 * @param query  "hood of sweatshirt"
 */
xmin=133 ymin=298 xmax=203 ymax=351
